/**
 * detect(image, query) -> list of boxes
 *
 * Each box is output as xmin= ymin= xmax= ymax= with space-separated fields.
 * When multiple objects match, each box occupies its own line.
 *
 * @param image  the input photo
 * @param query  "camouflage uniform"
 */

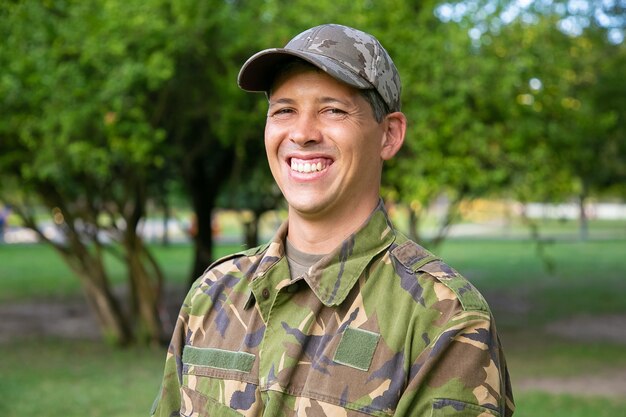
xmin=151 ymin=201 xmax=515 ymax=416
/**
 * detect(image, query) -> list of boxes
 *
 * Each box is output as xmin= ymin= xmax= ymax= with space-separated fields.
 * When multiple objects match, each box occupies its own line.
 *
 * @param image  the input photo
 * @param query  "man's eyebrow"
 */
xmin=318 ymin=96 xmax=350 ymax=106
xmin=268 ymin=97 xmax=295 ymax=106
xmin=268 ymin=96 xmax=352 ymax=106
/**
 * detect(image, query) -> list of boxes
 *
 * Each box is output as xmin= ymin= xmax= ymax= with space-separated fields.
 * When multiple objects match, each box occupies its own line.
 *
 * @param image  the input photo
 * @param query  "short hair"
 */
xmin=269 ymin=59 xmax=390 ymax=123
xmin=358 ymin=88 xmax=390 ymax=124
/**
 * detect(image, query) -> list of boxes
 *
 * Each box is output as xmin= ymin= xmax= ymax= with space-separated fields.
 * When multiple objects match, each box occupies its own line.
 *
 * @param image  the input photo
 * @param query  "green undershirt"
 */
xmin=284 ymin=239 xmax=326 ymax=280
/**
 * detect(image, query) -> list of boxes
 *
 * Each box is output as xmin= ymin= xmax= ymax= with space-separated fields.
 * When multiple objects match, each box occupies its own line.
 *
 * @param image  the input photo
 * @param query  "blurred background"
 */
xmin=0 ymin=0 xmax=625 ymax=416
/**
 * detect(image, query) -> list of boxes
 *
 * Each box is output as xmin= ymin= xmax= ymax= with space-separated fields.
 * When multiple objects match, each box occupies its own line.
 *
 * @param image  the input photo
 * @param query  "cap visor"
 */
xmin=237 ymin=48 xmax=371 ymax=92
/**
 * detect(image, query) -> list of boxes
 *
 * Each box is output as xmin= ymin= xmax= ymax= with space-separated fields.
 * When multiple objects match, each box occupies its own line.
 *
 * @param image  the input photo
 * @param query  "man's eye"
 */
xmin=324 ymin=108 xmax=347 ymax=116
xmin=271 ymin=108 xmax=294 ymax=117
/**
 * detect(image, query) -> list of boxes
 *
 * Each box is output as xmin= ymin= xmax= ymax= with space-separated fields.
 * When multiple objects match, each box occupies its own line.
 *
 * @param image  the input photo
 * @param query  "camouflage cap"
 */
xmin=238 ymin=23 xmax=402 ymax=112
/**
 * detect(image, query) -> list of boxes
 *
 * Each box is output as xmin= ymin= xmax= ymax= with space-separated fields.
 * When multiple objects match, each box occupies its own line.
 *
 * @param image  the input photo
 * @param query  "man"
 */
xmin=152 ymin=23 xmax=514 ymax=417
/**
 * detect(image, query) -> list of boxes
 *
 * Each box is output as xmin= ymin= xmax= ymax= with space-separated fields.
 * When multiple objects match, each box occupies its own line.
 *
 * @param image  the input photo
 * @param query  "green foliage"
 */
xmin=379 ymin=4 xmax=626 ymax=240
xmin=0 ymin=1 xmax=169 ymax=187
xmin=481 ymin=19 xmax=626 ymax=200
xmin=2 ymin=0 xmax=624 ymax=213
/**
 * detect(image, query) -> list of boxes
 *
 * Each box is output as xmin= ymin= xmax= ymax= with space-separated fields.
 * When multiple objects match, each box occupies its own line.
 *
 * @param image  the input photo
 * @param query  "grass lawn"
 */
xmin=0 ymin=338 xmax=624 ymax=417
xmin=0 ymin=242 xmax=243 ymax=302
xmin=437 ymin=238 xmax=626 ymax=325
xmin=1 ymin=234 xmax=625 ymax=416
xmin=512 ymin=393 xmax=626 ymax=417
xmin=0 ymin=339 xmax=164 ymax=417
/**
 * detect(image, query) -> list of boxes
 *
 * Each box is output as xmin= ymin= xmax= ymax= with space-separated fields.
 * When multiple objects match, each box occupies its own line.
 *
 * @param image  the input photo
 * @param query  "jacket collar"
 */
xmin=254 ymin=199 xmax=397 ymax=306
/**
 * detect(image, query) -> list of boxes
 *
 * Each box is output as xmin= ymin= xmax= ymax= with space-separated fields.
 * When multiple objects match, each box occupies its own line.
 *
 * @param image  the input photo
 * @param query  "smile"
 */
xmin=290 ymin=158 xmax=331 ymax=173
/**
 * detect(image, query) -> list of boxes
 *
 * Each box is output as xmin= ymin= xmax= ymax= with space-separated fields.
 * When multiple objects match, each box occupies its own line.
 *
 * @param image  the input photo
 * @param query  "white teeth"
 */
xmin=291 ymin=159 xmax=326 ymax=173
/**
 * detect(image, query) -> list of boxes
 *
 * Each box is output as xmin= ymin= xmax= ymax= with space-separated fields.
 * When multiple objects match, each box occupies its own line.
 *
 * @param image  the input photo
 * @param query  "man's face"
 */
xmin=265 ymin=67 xmax=387 ymax=222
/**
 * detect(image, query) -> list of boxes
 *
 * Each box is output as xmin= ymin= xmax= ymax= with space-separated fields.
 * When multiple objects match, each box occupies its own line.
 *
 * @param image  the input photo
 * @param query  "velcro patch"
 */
xmin=333 ymin=327 xmax=380 ymax=371
xmin=393 ymin=240 xmax=439 ymax=271
xmin=183 ymin=346 xmax=255 ymax=373
xmin=436 ymin=275 xmax=489 ymax=312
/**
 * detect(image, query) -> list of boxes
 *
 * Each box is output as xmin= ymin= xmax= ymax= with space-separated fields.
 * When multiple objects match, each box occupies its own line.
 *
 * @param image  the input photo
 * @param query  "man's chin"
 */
xmin=287 ymin=198 xmax=333 ymax=219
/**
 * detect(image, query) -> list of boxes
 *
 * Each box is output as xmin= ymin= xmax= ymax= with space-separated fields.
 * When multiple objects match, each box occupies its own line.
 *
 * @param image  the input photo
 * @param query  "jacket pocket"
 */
xmin=181 ymin=385 xmax=247 ymax=417
xmin=182 ymin=346 xmax=259 ymax=416
xmin=431 ymin=399 xmax=500 ymax=417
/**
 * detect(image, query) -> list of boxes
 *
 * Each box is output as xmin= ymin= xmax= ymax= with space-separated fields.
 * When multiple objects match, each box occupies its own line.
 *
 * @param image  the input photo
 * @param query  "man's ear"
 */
xmin=380 ymin=112 xmax=407 ymax=160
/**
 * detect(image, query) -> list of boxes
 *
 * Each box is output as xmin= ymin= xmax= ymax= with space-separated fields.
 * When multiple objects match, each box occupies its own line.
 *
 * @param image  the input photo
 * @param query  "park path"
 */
xmin=515 ymin=369 xmax=626 ymax=398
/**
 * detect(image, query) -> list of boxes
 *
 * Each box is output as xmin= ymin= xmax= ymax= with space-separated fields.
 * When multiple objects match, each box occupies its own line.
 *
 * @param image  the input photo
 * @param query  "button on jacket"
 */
xmin=152 ymin=201 xmax=515 ymax=417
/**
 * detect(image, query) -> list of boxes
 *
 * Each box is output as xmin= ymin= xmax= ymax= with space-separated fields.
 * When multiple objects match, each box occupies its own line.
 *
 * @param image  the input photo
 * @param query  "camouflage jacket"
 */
xmin=152 ymin=202 xmax=514 ymax=417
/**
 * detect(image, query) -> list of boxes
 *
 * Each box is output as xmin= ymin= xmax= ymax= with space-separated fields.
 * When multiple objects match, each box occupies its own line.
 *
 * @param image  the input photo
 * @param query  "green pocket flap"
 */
xmin=432 ymin=399 xmax=500 ymax=416
xmin=183 ymin=346 xmax=255 ymax=373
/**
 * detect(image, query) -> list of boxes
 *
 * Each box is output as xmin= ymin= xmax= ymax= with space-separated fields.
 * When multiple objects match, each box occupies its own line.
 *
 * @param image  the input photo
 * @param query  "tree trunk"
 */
xmin=408 ymin=208 xmax=421 ymax=243
xmin=578 ymin=191 xmax=589 ymax=242
xmin=14 ymin=188 xmax=143 ymax=346
xmin=183 ymin=136 xmax=235 ymax=286
xmin=80 ymin=274 xmax=133 ymax=346
xmin=189 ymin=172 xmax=218 ymax=284
xmin=243 ymin=210 xmax=263 ymax=249
xmin=60 ymin=249 xmax=133 ymax=346
xmin=126 ymin=243 xmax=164 ymax=345
xmin=123 ymin=183 xmax=165 ymax=345
xmin=162 ymin=195 xmax=171 ymax=246
xmin=430 ymin=194 xmax=465 ymax=249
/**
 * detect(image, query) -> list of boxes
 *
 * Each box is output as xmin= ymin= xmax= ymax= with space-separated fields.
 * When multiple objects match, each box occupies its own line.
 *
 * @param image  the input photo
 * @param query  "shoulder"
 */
xmin=390 ymin=239 xmax=490 ymax=313
xmin=182 ymin=243 xmax=271 ymax=311
xmin=206 ymin=243 xmax=269 ymax=274
xmin=188 ymin=243 xmax=270 ymax=290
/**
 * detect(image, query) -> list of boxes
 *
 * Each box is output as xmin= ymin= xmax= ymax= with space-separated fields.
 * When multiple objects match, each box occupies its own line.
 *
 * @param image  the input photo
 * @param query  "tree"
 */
xmin=3 ymin=0 xmax=623 ymax=348
xmin=0 ymin=0 xmax=173 ymax=345
xmin=384 ymin=0 xmax=626 ymax=243
xmin=0 ymin=0 xmax=319 ymax=346
xmin=371 ymin=3 xmax=519 ymax=245
xmin=476 ymin=12 xmax=626 ymax=239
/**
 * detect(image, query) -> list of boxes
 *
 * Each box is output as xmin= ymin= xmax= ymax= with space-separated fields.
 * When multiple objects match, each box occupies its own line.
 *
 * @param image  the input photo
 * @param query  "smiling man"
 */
xmin=152 ymin=24 xmax=514 ymax=417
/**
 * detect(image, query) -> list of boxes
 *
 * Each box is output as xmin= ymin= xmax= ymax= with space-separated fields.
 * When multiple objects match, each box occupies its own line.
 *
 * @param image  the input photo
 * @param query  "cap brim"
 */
xmin=237 ymin=48 xmax=372 ymax=93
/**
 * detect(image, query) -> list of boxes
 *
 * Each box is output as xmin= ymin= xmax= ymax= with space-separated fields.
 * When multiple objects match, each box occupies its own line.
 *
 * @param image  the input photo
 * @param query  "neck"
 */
xmin=286 ymin=196 xmax=379 ymax=254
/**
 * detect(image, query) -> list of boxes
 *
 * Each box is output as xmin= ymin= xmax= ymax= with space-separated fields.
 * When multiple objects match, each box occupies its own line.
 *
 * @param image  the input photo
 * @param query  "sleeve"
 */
xmin=150 ymin=292 xmax=193 ymax=417
xmin=394 ymin=311 xmax=515 ymax=417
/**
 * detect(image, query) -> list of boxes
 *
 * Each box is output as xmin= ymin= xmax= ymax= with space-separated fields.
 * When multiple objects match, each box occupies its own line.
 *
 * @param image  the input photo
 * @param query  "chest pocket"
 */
xmin=431 ymin=399 xmax=500 ymax=416
xmin=181 ymin=385 xmax=245 ymax=417
xmin=182 ymin=346 xmax=259 ymax=416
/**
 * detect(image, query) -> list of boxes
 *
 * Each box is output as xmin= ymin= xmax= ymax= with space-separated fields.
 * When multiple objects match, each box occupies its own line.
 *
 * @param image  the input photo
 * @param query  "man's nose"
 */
xmin=289 ymin=113 xmax=322 ymax=146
